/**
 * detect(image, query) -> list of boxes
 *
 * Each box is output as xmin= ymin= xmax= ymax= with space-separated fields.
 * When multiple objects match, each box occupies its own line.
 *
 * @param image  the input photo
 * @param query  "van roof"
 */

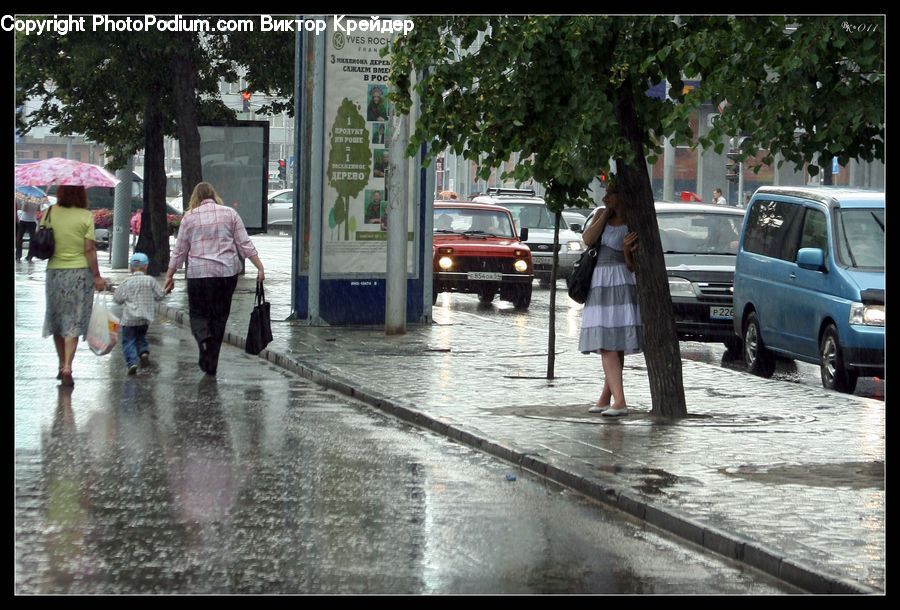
xmin=753 ymin=186 xmax=884 ymax=208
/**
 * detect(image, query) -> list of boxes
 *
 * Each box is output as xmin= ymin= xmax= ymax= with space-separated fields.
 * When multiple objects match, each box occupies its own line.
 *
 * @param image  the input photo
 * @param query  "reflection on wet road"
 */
xmin=15 ymin=269 xmax=796 ymax=592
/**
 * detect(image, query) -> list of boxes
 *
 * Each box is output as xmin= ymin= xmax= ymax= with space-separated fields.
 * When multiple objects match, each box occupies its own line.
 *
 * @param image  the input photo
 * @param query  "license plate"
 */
xmin=710 ymin=306 xmax=734 ymax=320
xmin=468 ymin=272 xmax=502 ymax=281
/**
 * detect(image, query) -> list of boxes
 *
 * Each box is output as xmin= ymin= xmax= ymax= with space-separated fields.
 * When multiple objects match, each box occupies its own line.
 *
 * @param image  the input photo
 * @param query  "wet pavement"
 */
xmin=14 ymin=267 xmax=798 ymax=595
xmin=15 ymin=235 xmax=885 ymax=594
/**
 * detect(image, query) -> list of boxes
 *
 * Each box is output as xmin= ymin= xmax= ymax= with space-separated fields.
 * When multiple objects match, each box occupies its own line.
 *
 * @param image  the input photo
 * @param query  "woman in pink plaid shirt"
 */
xmin=164 ymin=182 xmax=265 ymax=375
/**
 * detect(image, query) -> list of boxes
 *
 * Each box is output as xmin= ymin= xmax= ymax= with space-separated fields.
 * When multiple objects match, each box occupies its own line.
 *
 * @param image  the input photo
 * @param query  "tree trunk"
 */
xmin=136 ymin=96 xmax=170 ymax=277
xmin=170 ymin=33 xmax=203 ymax=210
xmin=614 ymin=90 xmax=687 ymax=418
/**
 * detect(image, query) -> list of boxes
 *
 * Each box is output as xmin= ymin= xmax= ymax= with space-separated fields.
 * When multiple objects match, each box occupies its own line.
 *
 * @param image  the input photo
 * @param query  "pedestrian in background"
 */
xmin=16 ymin=198 xmax=41 ymax=262
xmin=113 ymin=252 xmax=166 ymax=375
xmin=41 ymin=185 xmax=108 ymax=387
xmin=713 ymin=188 xmax=727 ymax=206
xmin=578 ymin=183 xmax=642 ymax=417
xmin=164 ymin=182 xmax=265 ymax=376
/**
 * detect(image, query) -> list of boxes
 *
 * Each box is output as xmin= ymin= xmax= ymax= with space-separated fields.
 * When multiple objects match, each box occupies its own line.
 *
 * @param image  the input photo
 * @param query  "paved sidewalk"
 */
xmin=97 ymin=249 xmax=884 ymax=594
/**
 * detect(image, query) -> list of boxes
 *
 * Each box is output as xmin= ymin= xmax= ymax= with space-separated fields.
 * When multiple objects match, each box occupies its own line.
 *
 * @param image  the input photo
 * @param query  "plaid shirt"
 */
xmin=167 ymin=200 xmax=259 ymax=279
xmin=113 ymin=272 xmax=166 ymax=326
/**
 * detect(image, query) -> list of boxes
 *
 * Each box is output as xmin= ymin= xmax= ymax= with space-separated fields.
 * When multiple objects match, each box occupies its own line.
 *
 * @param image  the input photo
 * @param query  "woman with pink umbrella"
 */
xmin=16 ymin=159 xmax=117 ymax=386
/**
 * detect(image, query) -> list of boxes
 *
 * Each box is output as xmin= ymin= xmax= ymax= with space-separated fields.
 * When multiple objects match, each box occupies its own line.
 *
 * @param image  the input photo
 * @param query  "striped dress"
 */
xmin=579 ymin=223 xmax=643 ymax=354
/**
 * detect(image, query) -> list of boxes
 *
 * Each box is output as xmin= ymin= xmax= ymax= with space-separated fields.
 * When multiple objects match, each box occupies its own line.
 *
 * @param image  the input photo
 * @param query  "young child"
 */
xmin=113 ymin=252 xmax=166 ymax=374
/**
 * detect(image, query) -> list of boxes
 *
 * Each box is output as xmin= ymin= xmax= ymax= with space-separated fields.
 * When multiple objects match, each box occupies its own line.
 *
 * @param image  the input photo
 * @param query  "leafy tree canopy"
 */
xmin=16 ymin=14 xmax=296 ymax=168
xmin=389 ymin=15 xmax=884 ymax=201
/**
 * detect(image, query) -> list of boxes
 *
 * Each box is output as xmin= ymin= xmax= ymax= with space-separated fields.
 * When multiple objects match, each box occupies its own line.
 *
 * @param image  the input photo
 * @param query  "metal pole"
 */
xmin=111 ymin=157 xmax=133 ymax=269
xmin=307 ymin=24 xmax=326 ymax=324
xmin=288 ymin=21 xmax=303 ymax=319
xmin=385 ymin=73 xmax=411 ymax=335
xmin=663 ymin=136 xmax=676 ymax=201
xmin=738 ymin=161 xmax=744 ymax=206
xmin=662 ymin=80 xmax=676 ymax=201
xmin=422 ymin=147 xmax=435 ymax=322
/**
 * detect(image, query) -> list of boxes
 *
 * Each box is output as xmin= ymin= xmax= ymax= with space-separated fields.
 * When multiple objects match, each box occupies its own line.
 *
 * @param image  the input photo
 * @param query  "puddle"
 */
xmin=720 ymin=461 xmax=884 ymax=489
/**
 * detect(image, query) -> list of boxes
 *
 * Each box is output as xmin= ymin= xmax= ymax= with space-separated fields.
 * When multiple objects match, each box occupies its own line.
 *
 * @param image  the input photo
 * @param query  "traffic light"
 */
xmin=278 ymin=159 xmax=286 ymax=181
xmin=725 ymin=152 xmax=741 ymax=183
xmin=242 ymin=91 xmax=252 ymax=112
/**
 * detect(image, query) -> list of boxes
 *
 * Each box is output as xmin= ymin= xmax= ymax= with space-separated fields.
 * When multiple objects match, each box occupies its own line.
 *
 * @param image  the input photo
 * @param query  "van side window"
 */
xmin=799 ymin=208 xmax=828 ymax=255
xmin=744 ymin=200 xmax=805 ymax=261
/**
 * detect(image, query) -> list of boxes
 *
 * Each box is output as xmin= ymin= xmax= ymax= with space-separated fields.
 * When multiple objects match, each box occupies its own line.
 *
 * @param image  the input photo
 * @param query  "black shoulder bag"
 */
xmin=245 ymin=281 xmax=273 ymax=355
xmin=31 ymin=206 xmax=55 ymax=260
xmin=567 ymin=224 xmax=603 ymax=304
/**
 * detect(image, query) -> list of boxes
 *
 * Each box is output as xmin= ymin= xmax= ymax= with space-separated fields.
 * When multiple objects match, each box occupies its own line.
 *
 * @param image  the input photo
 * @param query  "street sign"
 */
xmin=832 ymin=157 xmax=839 ymax=174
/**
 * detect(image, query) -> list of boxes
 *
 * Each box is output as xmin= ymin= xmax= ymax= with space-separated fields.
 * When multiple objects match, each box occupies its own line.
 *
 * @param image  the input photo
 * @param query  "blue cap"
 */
xmin=130 ymin=252 xmax=149 ymax=267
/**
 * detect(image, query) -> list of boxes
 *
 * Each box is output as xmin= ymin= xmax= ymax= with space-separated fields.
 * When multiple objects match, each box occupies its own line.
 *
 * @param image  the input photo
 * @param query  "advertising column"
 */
xmin=314 ymin=17 xmax=421 ymax=324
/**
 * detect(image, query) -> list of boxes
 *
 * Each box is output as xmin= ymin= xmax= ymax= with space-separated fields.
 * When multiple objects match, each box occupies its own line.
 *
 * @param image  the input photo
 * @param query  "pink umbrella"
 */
xmin=14 ymin=158 xmax=120 ymax=188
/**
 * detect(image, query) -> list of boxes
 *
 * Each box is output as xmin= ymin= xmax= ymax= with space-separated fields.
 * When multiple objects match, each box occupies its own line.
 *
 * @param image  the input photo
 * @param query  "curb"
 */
xmin=157 ymin=302 xmax=882 ymax=595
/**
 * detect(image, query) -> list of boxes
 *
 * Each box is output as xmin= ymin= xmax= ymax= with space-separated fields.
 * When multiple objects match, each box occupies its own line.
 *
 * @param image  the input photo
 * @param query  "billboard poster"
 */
xmin=322 ymin=21 xmax=415 ymax=275
xmin=199 ymin=122 xmax=269 ymax=233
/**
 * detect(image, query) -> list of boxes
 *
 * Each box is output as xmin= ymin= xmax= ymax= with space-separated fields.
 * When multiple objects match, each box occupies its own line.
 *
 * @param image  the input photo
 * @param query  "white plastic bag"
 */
xmin=87 ymin=293 xmax=120 ymax=356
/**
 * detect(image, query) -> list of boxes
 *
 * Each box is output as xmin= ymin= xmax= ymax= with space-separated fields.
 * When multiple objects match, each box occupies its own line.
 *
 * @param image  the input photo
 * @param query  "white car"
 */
xmin=267 ymin=189 xmax=294 ymax=228
xmin=562 ymin=210 xmax=588 ymax=233
xmin=474 ymin=188 xmax=583 ymax=287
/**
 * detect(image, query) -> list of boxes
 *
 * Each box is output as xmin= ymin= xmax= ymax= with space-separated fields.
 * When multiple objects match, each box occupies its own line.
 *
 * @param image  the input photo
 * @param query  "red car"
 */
xmin=433 ymin=201 xmax=533 ymax=309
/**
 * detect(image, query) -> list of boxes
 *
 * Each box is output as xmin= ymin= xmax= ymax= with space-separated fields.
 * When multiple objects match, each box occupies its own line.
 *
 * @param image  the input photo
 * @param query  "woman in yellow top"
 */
xmin=40 ymin=186 xmax=108 ymax=386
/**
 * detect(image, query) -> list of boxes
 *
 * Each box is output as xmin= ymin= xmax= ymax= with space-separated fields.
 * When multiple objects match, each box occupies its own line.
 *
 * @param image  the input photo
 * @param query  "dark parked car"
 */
xmin=585 ymin=202 xmax=747 ymax=354
xmin=48 ymin=180 xmax=181 ymax=250
xmin=47 ymin=182 xmax=181 ymax=216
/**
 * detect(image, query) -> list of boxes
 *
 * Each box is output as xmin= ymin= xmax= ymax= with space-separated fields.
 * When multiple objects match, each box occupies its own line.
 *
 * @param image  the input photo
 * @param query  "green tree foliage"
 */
xmin=672 ymin=16 xmax=884 ymax=175
xmin=389 ymin=16 xmax=883 ymax=417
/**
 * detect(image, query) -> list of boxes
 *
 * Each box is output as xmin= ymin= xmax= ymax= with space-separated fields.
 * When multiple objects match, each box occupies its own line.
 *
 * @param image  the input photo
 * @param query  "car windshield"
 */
xmin=499 ymin=203 xmax=568 ymax=230
xmin=657 ymin=212 xmax=742 ymax=254
xmin=434 ymin=208 xmax=515 ymax=238
xmin=836 ymin=208 xmax=884 ymax=270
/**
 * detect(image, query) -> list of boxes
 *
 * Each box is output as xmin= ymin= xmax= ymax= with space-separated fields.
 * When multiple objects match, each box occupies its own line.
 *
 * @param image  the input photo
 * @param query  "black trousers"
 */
xmin=186 ymin=274 xmax=239 ymax=374
xmin=16 ymin=221 xmax=36 ymax=260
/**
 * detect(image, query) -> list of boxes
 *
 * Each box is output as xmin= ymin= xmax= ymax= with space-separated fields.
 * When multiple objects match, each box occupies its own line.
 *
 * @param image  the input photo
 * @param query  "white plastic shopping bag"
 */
xmin=87 ymin=293 xmax=120 ymax=356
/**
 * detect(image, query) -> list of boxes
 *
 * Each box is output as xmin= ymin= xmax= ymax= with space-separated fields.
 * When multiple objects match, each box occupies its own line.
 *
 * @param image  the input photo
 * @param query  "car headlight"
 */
xmin=567 ymin=241 xmax=583 ymax=252
xmin=438 ymin=256 xmax=453 ymax=271
xmin=514 ymin=259 xmax=528 ymax=273
xmin=668 ymin=277 xmax=696 ymax=298
xmin=850 ymin=302 xmax=884 ymax=326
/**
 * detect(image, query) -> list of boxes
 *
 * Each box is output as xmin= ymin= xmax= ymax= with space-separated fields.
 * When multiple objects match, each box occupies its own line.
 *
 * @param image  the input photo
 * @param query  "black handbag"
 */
xmin=245 ymin=281 xmax=273 ymax=355
xmin=31 ymin=207 xmax=55 ymax=260
xmin=567 ymin=245 xmax=599 ymax=304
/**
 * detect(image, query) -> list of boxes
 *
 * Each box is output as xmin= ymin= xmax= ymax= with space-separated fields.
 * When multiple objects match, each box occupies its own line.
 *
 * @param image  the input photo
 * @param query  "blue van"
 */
xmin=733 ymin=187 xmax=884 ymax=393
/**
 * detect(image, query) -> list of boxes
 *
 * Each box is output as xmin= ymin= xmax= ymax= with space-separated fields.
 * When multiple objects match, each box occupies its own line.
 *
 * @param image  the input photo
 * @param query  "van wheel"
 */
xmin=820 ymin=325 xmax=859 ymax=393
xmin=743 ymin=312 xmax=775 ymax=378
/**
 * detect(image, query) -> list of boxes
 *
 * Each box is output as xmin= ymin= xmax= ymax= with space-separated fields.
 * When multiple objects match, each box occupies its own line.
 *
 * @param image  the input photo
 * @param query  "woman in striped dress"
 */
xmin=578 ymin=184 xmax=642 ymax=416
